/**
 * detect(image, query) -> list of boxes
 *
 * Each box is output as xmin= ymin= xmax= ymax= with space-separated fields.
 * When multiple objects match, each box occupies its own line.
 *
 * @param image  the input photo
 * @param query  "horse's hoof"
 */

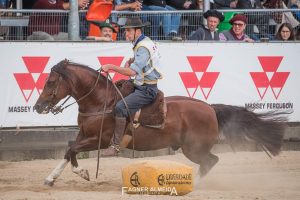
xmin=44 ymin=179 xmax=54 ymax=186
xmin=79 ymin=169 xmax=90 ymax=181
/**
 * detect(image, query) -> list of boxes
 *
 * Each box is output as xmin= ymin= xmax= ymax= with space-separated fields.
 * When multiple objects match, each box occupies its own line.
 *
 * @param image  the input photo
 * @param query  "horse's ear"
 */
xmin=52 ymin=60 xmax=68 ymax=74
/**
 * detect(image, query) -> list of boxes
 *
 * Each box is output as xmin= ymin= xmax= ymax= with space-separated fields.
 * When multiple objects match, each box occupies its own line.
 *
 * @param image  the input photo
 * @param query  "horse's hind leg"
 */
xmin=182 ymin=143 xmax=219 ymax=178
xmin=199 ymin=153 xmax=219 ymax=177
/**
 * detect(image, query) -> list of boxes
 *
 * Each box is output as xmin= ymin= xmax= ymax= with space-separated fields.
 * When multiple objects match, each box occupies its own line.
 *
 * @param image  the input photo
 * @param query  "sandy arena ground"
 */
xmin=0 ymin=151 xmax=299 ymax=200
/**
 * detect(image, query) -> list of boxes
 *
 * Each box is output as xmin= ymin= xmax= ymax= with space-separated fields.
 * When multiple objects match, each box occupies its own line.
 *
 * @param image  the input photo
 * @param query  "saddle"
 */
xmin=116 ymin=80 xmax=167 ymax=129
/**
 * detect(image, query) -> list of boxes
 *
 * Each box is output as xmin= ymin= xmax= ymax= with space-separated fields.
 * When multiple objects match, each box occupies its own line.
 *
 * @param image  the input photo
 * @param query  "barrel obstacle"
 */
xmin=122 ymin=160 xmax=194 ymax=196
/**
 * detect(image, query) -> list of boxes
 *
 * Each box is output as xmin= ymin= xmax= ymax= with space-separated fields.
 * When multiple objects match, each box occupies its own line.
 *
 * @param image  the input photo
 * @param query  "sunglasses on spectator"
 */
xmin=232 ymin=23 xmax=245 ymax=27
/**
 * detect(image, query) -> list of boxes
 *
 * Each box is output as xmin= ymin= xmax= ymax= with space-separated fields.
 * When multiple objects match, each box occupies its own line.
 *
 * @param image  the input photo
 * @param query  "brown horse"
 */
xmin=34 ymin=60 xmax=288 ymax=186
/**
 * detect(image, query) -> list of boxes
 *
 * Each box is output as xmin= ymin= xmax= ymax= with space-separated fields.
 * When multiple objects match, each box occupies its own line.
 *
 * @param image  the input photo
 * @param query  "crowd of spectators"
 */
xmin=0 ymin=0 xmax=300 ymax=41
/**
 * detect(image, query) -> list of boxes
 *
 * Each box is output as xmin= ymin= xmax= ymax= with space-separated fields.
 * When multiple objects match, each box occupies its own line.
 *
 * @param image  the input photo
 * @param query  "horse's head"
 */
xmin=34 ymin=61 xmax=71 ymax=114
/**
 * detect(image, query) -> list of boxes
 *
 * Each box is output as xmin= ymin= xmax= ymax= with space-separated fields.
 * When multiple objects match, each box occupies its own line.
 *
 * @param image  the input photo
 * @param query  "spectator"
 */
xmin=0 ymin=0 xmax=11 ymax=40
xmin=263 ymin=0 xmax=300 ymax=30
xmin=274 ymin=22 xmax=296 ymax=40
xmin=142 ymin=0 xmax=181 ymax=40
xmin=0 ymin=0 xmax=10 ymax=9
xmin=111 ymin=0 xmax=142 ymax=40
xmin=236 ymin=0 xmax=262 ymax=8
xmin=28 ymin=0 xmax=89 ymax=38
xmin=114 ymin=0 xmax=142 ymax=11
xmin=167 ymin=0 xmax=197 ymax=9
xmin=166 ymin=0 xmax=198 ymax=39
xmin=22 ymin=0 xmax=36 ymax=9
xmin=295 ymin=26 xmax=300 ymax=40
xmin=197 ymin=0 xmax=203 ymax=9
xmin=236 ymin=0 xmax=271 ymax=40
xmin=289 ymin=0 xmax=300 ymax=21
xmin=213 ymin=0 xmax=237 ymax=9
xmin=189 ymin=9 xmax=224 ymax=40
xmin=219 ymin=14 xmax=254 ymax=42
xmin=86 ymin=21 xmax=117 ymax=41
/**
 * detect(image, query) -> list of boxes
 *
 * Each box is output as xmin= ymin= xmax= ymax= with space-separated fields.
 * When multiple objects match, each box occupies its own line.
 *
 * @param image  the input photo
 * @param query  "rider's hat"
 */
xmin=121 ymin=17 xmax=151 ymax=29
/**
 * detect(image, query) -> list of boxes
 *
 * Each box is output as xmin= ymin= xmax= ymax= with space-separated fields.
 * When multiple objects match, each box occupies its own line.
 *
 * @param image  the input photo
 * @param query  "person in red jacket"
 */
xmin=28 ymin=0 xmax=89 ymax=36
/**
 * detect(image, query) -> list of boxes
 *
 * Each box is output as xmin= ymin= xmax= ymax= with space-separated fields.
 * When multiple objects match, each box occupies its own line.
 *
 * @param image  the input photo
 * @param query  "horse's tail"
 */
xmin=211 ymin=104 xmax=290 ymax=156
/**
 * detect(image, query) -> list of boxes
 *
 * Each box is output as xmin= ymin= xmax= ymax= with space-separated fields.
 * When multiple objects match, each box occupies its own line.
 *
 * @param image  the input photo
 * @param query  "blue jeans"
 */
xmin=142 ymin=5 xmax=181 ymax=39
xmin=115 ymin=84 xmax=158 ymax=118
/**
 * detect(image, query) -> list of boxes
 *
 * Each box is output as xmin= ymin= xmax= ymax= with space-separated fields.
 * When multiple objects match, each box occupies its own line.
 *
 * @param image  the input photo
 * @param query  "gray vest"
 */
xmin=189 ymin=26 xmax=219 ymax=41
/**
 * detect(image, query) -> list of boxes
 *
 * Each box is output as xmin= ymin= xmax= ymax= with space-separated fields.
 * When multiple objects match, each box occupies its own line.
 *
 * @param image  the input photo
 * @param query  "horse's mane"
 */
xmin=51 ymin=59 xmax=107 ymax=80
xmin=51 ymin=59 xmax=134 ymax=102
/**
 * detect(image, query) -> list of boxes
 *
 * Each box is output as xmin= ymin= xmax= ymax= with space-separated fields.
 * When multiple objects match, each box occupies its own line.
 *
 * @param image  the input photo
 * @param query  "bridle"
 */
xmin=48 ymin=69 xmax=103 ymax=115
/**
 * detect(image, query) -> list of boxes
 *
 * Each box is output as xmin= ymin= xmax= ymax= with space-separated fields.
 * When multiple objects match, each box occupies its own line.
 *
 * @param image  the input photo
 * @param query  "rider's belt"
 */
xmin=143 ymin=80 xmax=158 ymax=85
xmin=142 ymin=83 xmax=157 ymax=87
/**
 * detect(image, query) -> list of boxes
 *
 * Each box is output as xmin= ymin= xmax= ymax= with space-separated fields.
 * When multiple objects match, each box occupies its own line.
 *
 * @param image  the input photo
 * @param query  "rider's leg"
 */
xmin=101 ymin=116 xmax=127 ymax=156
xmin=101 ymin=85 xmax=157 ymax=156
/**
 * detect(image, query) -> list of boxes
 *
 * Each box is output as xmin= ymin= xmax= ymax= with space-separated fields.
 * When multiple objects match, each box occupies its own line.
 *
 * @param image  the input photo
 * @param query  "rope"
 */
xmin=96 ymin=69 xmax=109 ymax=179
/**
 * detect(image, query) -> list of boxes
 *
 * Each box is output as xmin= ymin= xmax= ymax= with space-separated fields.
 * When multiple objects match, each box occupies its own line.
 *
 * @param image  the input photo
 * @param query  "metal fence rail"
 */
xmin=0 ymin=9 xmax=299 ymax=41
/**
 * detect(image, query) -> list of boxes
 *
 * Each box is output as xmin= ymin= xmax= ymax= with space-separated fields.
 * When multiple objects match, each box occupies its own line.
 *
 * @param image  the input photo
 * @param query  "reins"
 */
xmin=50 ymin=69 xmax=102 ymax=115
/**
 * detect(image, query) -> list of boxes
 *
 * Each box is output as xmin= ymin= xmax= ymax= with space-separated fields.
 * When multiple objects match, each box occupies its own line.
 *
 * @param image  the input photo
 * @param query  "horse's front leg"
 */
xmin=44 ymin=158 xmax=69 ymax=186
xmin=66 ymin=135 xmax=100 ymax=181
xmin=44 ymin=135 xmax=98 ymax=186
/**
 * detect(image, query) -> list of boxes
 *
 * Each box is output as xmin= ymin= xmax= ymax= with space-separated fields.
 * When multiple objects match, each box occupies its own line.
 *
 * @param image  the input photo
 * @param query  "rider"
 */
xmin=101 ymin=17 xmax=163 ymax=156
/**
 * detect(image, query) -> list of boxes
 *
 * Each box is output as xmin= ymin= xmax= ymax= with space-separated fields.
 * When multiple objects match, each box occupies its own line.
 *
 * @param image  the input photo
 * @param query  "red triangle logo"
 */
xmin=187 ymin=87 xmax=198 ymax=98
xmin=250 ymin=72 xmax=269 ymax=88
xmin=112 ymin=73 xmax=129 ymax=82
xmin=98 ymin=56 xmax=124 ymax=66
xmin=187 ymin=56 xmax=212 ymax=72
xmin=199 ymin=72 xmax=219 ymax=100
xmin=251 ymin=56 xmax=289 ymax=100
xmin=14 ymin=73 xmax=36 ymax=102
xmin=22 ymin=56 xmax=50 ymax=73
xmin=179 ymin=72 xmax=199 ymax=88
xmin=258 ymin=56 xmax=283 ymax=72
xmin=35 ymin=73 xmax=49 ymax=94
xmin=179 ymin=72 xmax=199 ymax=98
xmin=270 ymin=72 xmax=290 ymax=99
xmin=180 ymin=56 xmax=218 ymax=100
xmin=257 ymin=87 xmax=269 ymax=100
xmin=199 ymin=72 xmax=219 ymax=88
xmin=97 ymin=56 xmax=127 ymax=82
xmin=269 ymin=72 xmax=289 ymax=87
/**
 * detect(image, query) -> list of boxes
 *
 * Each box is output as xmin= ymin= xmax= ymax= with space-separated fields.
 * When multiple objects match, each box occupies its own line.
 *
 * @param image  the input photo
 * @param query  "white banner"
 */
xmin=0 ymin=42 xmax=299 ymax=127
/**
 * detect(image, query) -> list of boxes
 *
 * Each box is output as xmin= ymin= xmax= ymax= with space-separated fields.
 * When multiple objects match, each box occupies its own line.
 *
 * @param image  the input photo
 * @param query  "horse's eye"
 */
xmin=46 ymin=81 xmax=55 ymax=87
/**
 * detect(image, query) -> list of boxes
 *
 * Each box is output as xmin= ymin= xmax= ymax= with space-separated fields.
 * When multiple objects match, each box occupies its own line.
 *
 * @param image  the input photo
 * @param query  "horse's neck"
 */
xmin=68 ymin=67 xmax=115 ymax=113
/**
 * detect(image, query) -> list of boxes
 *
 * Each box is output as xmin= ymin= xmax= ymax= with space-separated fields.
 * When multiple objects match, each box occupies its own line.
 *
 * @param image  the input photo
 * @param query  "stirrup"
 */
xmin=111 ymin=144 xmax=120 ymax=152
xmin=101 ymin=145 xmax=120 ymax=157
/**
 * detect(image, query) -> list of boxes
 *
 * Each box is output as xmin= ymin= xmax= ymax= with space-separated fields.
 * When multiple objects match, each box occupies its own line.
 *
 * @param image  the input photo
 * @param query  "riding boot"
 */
xmin=101 ymin=117 xmax=127 ymax=157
